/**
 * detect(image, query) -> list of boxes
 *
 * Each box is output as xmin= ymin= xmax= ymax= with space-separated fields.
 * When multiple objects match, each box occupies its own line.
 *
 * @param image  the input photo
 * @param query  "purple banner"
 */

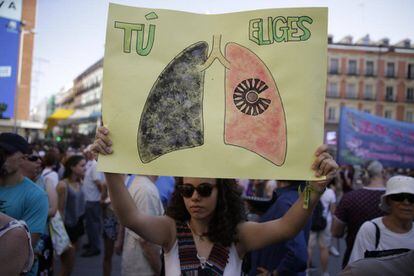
xmin=338 ymin=107 xmax=414 ymax=168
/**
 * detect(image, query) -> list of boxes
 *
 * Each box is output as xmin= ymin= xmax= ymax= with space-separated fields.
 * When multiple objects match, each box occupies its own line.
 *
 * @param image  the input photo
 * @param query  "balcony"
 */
xmin=329 ymin=69 xmax=339 ymax=75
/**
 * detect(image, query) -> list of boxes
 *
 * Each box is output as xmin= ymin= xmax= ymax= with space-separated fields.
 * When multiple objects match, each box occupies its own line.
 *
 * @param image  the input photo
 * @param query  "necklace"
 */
xmin=187 ymin=222 xmax=206 ymax=242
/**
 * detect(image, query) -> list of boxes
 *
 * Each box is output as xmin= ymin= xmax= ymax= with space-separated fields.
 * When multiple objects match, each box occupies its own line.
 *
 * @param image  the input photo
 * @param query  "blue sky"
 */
xmin=31 ymin=0 xmax=414 ymax=108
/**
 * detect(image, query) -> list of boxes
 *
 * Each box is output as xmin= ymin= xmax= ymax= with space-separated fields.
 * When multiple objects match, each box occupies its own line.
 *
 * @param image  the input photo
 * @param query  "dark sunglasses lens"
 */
xmin=179 ymin=185 xmax=194 ymax=198
xmin=28 ymin=156 xmax=39 ymax=162
xmin=389 ymin=193 xmax=414 ymax=203
xmin=196 ymin=184 xmax=213 ymax=197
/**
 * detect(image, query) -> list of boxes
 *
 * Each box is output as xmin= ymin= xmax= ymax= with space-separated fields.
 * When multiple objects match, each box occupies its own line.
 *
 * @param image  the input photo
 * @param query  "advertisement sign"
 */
xmin=0 ymin=0 xmax=22 ymax=21
xmin=338 ymin=107 xmax=414 ymax=168
xmin=99 ymin=4 xmax=328 ymax=180
xmin=0 ymin=16 xmax=20 ymax=119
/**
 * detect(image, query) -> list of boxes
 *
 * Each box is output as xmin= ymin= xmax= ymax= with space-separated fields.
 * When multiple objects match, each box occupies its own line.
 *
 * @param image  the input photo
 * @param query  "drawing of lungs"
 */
xmin=224 ymin=42 xmax=287 ymax=166
xmin=138 ymin=42 xmax=209 ymax=163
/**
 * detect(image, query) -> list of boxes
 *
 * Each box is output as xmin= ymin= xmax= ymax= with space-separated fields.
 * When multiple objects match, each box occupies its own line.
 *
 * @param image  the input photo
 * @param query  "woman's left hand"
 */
xmin=310 ymin=145 xmax=338 ymax=191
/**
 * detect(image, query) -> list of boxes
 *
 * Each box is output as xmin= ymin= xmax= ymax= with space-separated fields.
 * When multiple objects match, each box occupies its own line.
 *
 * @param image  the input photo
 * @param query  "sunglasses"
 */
xmin=388 ymin=193 xmax=414 ymax=203
xmin=177 ymin=183 xmax=215 ymax=198
xmin=26 ymin=155 xmax=41 ymax=162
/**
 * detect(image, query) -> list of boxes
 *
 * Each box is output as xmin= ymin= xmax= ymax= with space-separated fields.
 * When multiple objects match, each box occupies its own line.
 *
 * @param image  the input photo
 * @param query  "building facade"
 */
xmin=325 ymin=35 xmax=414 ymax=140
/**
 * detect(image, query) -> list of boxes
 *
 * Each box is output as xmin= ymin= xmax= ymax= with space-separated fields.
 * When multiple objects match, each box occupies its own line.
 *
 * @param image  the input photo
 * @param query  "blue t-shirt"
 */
xmin=0 ymin=177 xmax=48 ymax=235
xmin=155 ymin=176 xmax=175 ymax=207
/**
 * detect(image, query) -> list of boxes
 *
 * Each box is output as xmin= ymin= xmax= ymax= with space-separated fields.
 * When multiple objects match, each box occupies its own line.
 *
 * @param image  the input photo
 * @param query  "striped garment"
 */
xmin=176 ymin=221 xmax=229 ymax=275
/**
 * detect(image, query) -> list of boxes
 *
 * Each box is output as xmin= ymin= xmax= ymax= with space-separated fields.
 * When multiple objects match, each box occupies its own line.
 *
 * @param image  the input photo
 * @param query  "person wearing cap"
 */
xmin=0 ymin=132 xmax=49 ymax=276
xmin=348 ymin=175 xmax=414 ymax=264
xmin=332 ymin=160 xmax=386 ymax=267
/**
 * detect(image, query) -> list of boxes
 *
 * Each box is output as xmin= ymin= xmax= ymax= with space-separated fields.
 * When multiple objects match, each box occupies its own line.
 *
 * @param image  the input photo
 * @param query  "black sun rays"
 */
xmin=233 ymin=78 xmax=272 ymax=116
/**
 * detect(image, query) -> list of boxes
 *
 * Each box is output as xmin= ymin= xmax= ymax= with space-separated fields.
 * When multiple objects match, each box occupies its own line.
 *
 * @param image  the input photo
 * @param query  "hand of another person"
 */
xmin=310 ymin=144 xmax=338 ymax=192
xmin=92 ymin=126 xmax=113 ymax=155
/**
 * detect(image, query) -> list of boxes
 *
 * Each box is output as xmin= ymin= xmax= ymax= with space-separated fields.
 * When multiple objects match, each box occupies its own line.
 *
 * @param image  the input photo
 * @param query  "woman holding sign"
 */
xmin=93 ymin=126 xmax=338 ymax=275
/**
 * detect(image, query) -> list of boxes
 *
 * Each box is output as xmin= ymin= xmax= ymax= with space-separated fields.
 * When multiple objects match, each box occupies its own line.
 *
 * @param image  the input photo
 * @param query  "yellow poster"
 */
xmin=98 ymin=4 xmax=328 ymax=180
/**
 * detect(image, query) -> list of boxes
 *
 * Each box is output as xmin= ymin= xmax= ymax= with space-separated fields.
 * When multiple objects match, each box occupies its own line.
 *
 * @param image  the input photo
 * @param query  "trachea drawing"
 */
xmin=138 ymin=35 xmax=287 ymax=165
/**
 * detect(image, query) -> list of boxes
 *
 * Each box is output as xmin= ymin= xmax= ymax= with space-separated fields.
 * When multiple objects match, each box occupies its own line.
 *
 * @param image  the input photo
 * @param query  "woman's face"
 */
xmin=387 ymin=193 xmax=414 ymax=221
xmin=181 ymin=177 xmax=218 ymax=221
xmin=71 ymin=159 xmax=86 ymax=178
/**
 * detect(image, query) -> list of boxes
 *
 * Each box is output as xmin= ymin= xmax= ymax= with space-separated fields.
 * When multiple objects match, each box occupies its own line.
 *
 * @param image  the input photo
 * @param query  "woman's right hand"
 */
xmin=92 ymin=126 xmax=113 ymax=155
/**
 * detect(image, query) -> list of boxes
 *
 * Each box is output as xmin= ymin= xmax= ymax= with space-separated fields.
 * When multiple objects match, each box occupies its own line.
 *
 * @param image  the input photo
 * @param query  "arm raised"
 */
xmin=237 ymin=145 xmax=338 ymax=254
xmin=93 ymin=127 xmax=176 ymax=249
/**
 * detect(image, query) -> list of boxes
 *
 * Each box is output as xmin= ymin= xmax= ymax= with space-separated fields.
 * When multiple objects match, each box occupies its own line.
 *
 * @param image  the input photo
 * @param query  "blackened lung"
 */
xmin=138 ymin=41 xmax=208 ymax=163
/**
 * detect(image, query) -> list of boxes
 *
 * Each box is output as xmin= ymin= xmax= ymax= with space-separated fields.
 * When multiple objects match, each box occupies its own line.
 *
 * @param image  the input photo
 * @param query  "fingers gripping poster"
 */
xmin=99 ymin=4 xmax=328 ymax=180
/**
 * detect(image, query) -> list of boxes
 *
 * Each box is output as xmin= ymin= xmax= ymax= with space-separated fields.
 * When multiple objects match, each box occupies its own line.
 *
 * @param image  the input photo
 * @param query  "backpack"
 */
xmin=364 ymin=221 xmax=410 ymax=258
xmin=311 ymin=200 xmax=327 ymax=232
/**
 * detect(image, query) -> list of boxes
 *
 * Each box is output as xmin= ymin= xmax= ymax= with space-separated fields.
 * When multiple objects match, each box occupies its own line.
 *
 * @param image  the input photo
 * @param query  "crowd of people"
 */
xmin=0 ymin=130 xmax=413 ymax=275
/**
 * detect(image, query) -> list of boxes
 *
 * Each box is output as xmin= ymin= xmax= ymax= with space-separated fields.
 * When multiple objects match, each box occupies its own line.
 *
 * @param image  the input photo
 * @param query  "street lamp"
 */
xmin=13 ymin=21 xmax=35 ymax=133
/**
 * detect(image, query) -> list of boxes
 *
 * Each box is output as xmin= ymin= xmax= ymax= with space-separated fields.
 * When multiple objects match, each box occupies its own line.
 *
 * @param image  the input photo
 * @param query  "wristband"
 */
xmin=298 ymin=183 xmax=326 ymax=209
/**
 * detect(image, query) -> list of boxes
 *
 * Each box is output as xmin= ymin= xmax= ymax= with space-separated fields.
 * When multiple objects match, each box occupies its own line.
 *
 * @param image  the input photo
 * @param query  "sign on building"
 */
xmin=0 ymin=0 xmax=22 ymax=21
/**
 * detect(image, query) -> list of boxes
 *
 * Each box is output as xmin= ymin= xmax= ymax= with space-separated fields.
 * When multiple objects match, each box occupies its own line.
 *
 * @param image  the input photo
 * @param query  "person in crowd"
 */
xmin=21 ymin=149 xmax=58 ymax=275
xmin=248 ymin=181 xmax=311 ymax=276
xmin=341 ymin=250 xmax=414 ymax=276
xmin=339 ymin=165 xmax=354 ymax=193
xmin=81 ymin=148 xmax=105 ymax=257
xmin=308 ymin=178 xmax=337 ymax=276
xmin=156 ymin=176 xmax=176 ymax=209
xmin=119 ymin=175 xmax=165 ymax=276
xmin=348 ymin=175 xmax=414 ymax=263
xmin=0 ymin=133 xmax=49 ymax=276
xmin=332 ymin=160 xmax=386 ymax=267
xmin=92 ymin=126 xmax=337 ymax=275
xmin=101 ymin=180 xmax=121 ymax=276
xmin=56 ymin=155 xmax=86 ymax=276
xmin=42 ymin=150 xmax=60 ymax=189
xmin=0 ymin=211 xmax=34 ymax=275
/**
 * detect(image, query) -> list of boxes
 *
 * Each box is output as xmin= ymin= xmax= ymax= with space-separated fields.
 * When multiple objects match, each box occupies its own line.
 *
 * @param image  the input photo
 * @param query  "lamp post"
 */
xmin=13 ymin=21 xmax=35 ymax=133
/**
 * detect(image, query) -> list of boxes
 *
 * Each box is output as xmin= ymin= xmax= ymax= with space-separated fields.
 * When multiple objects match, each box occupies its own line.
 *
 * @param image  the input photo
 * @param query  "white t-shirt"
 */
xmin=41 ymin=168 xmax=59 ymax=189
xmin=320 ymin=187 xmax=336 ymax=223
xmin=122 ymin=176 xmax=164 ymax=276
xmin=349 ymin=217 xmax=414 ymax=264
xmin=82 ymin=160 xmax=104 ymax=202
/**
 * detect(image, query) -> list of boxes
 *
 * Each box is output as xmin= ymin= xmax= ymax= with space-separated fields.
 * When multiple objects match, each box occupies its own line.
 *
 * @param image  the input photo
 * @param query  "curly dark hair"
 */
xmin=63 ymin=155 xmax=84 ymax=179
xmin=166 ymin=178 xmax=246 ymax=247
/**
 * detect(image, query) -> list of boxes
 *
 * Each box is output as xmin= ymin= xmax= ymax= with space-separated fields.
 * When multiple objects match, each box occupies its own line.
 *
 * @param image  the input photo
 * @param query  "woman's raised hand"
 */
xmin=310 ymin=144 xmax=338 ymax=190
xmin=92 ymin=126 xmax=113 ymax=155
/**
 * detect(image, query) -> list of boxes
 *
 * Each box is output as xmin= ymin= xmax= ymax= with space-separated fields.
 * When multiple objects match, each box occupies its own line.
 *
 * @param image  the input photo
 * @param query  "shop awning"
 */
xmin=46 ymin=109 xmax=74 ymax=131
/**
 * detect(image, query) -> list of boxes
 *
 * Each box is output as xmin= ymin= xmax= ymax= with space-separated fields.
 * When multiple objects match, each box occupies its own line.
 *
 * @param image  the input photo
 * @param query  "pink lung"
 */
xmin=224 ymin=42 xmax=287 ymax=165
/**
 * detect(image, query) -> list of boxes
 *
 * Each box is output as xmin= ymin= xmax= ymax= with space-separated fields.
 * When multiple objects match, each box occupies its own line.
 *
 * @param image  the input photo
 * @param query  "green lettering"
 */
xmin=273 ymin=17 xmax=288 ymax=43
xmin=136 ymin=24 xmax=156 ymax=56
xmin=114 ymin=21 xmax=144 ymax=53
xmin=249 ymin=18 xmax=261 ymax=45
xmin=298 ymin=16 xmax=313 ymax=41
xmin=287 ymin=17 xmax=300 ymax=41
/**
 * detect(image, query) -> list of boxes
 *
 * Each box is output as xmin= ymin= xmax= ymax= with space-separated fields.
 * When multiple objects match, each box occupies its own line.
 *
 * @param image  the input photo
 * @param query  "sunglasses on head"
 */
xmin=26 ymin=155 xmax=40 ymax=162
xmin=177 ymin=183 xmax=215 ymax=198
xmin=388 ymin=193 xmax=414 ymax=203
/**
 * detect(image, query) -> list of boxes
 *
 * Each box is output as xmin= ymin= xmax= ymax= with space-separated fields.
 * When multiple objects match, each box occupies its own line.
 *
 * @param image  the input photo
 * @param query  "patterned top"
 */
xmin=335 ymin=187 xmax=386 ymax=266
xmin=176 ymin=221 xmax=229 ymax=275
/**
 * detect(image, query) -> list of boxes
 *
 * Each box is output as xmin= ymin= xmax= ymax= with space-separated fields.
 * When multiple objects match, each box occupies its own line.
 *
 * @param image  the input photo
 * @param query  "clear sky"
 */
xmin=31 ymin=0 xmax=414 ymax=109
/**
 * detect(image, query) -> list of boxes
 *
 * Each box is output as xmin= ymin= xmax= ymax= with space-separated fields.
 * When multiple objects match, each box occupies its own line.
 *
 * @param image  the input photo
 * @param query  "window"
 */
xmin=385 ymin=86 xmax=394 ymax=101
xmin=365 ymin=61 xmax=375 ymax=76
xmin=348 ymin=60 xmax=357 ymax=75
xmin=346 ymin=83 xmax=357 ymax=99
xmin=407 ymin=88 xmax=414 ymax=102
xmin=327 ymin=107 xmax=336 ymax=121
xmin=327 ymin=82 xmax=339 ymax=97
xmin=408 ymin=64 xmax=414 ymax=79
xmin=384 ymin=110 xmax=393 ymax=119
xmin=329 ymin=58 xmax=339 ymax=74
xmin=406 ymin=111 xmax=414 ymax=122
xmin=386 ymin=62 xmax=395 ymax=77
xmin=364 ymin=84 xmax=374 ymax=100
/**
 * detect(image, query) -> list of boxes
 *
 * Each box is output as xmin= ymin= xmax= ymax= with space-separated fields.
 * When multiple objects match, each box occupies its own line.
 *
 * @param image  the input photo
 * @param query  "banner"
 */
xmin=338 ymin=107 xmax=414 ymax=168
xmin=0 ymin=0 xmax=22 ymax=21
xmin=0 ymin=16 xmax=20 ymax=119
xmin=99 ymin=4 xmax=328 ymax=180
